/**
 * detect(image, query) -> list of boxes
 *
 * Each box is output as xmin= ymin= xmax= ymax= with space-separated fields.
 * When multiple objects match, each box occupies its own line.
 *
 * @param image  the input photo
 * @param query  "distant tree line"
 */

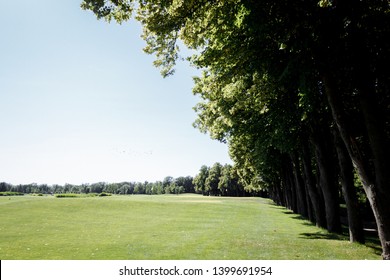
xmin=0 ymin=164 xmax=264 ymax=197
xmin=0 ymin=177 xmax=193 ymax=196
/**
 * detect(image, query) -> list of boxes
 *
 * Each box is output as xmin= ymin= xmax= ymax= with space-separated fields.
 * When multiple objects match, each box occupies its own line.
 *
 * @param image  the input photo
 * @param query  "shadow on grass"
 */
xmin=298 ymin=223 xmax=382 ymax=256
xmin=300 ymin=231 xmax=344 ymax=241
xmin=299 ymin=227 xmax=382 ymax=256
xmin=286 ymin=212 xmax=382 ymax=257
xmin=280 ymin=211 xmax=316 ymax=226
xmin=364 ymin=231 xmax=382 ymax=256
xmin=281 ymin=210 xmax=296 ymax=215
xmin=270 ymin=203 xmax=382 ymax=256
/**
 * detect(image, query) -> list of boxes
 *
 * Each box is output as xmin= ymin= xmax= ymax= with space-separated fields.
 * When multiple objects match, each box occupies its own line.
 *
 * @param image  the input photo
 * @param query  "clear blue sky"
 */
xmin=0 ymin=0 xmax=231 ymax=185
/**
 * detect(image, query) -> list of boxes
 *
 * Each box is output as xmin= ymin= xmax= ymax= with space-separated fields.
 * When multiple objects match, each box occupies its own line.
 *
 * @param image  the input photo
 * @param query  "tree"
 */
xmin=333 ymin=130 xmax=365 ymax=243
xmin=104 ymin=183 xmax=120 ymax=194
xmin=52 ymin=184 xmax=64 ymax=194
xmin=205 ymin=162 xmax=222 ymax=196
xmin=133 ymin=182 xmax=145 ymax=194
xmin=218 ymin=164 xmax=243 ymax=196
xmin=0 ymin=182 xmax=11 ymax=192
xmin=175 ymin=176 xmax=195 ymax=193
xmin=218 ymin=164 xmax=232 ymax=196
xmin=89 ymin=182 xmax=105 ymax=193
xmin=193 ymin=165 xmax=209 ymax=195
xmin=119 ymin=183 xmax=131 ymax=194
xmin=162 ymin=176 xmax=173 ymax=188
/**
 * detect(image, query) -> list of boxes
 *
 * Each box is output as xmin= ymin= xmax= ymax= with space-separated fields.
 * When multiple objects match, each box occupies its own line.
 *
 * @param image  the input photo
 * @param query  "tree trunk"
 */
xmin=310 ymin=129 xmax=342 ymax=233
xmin=333 ymin=129 xmax=365 ymax=243
xmin=274 ymin=179 xmax=285 ymax=207
xmin=285 ymin=158 xmax=297 ymax=213
xmin=304 ymin=181 xmax=314 ymax=224
xmin=281 ymin=160 xmax=293 ymax=210
xmin=302 ymin=142 xmax=327 ymax=228
xmin=358 ymin=81 xmax=390 ymax=257
xmin=323 ymin=72 xmax=390 ymax=259
xmin=291 ymin=153 xmax=308 ymax=218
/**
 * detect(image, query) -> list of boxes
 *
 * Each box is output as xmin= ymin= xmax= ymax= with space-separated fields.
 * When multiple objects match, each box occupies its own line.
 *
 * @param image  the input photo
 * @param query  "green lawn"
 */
xmin=0 ymin=194 xmax=381 ymax=259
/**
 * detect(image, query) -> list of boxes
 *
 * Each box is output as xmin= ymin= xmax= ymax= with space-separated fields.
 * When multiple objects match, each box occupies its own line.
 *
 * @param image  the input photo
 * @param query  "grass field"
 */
xmin=0 ymin=194 xmax=381 ymax=260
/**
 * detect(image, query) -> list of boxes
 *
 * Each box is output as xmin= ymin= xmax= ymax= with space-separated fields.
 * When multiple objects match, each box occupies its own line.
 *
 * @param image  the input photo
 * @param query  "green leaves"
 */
xmin=318 ymin=0 xmax=333 ymax=8
xmin=80 ymin=0 xmax=134 ymax=23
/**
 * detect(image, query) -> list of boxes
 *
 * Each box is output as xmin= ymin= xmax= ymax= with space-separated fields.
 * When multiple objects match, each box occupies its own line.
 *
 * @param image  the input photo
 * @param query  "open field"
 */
xmin=0 ymin=194 xmax=381 ymax=259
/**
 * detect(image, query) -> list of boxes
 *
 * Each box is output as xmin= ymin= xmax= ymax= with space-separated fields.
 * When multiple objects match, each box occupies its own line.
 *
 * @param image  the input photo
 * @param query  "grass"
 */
xmin=0 ymin=194 xmax=381 ymax=260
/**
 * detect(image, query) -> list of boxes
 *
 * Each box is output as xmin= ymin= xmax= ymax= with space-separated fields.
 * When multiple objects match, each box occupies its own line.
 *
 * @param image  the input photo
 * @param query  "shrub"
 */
xmin=0 ymin=192 xmax=24 ymax=196
xmin=98 ymin=192 xmax=112 ymax=197
xmin=55 ymin=193 xmax=79 ymax=198
xmin=54 ymin=193 xmax=111 ymax=198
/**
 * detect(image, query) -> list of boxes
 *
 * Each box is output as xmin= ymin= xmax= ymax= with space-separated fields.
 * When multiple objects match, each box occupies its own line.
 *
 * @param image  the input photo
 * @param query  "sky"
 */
xmin=0 ymin=0 xmax=231 ymax=185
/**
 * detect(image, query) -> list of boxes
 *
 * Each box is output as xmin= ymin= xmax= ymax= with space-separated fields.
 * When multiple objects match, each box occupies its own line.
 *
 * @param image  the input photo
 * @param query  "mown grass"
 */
xmin=0 ymin=194 xmax=381 ymax=260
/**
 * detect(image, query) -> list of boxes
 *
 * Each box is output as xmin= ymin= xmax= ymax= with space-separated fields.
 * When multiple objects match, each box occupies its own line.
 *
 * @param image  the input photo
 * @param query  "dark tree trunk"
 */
xmin=274 ymin=179 xmax=285 ymax=207
xmin=310 ymin=129 xmax=342 ymax=233
xmin=323 ymin=72 xmax=390 ymax=259
xmin=285 ymin=158 xmax=297 ymax=213
xmin=304 ymin=181 xmax=314 ymax=224
xmin=281 ymin=160 xmax=293 ymax=210
xmin=269 ymin=183 xmax=282 ymax=206
xmin=358 ymin=80 xmax=390 ymax=257
xmin=333 ymin=129 xmax=365 ymax=243
xmin=291 ymin=153 xmax=308 ymax=218
xmin=302 ymin=142 xmax=327 ymax=228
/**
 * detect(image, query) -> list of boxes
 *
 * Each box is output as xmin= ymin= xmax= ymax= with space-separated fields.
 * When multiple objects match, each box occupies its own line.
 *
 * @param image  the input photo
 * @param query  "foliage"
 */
xmin=31 ymin=193 xmax=44 ymax=196
xmin=0 ymin=192 xmax=24 ymax=196
xmin=54 ymin=193 xmax=109 ymax=198
xmin=98 ymin=192 xmax=112 ymax=197
xmin=55 ymin=193 xmax=83 ymax=198
xmin=193 ymin=165 xmax=209 ymax=194
xmin=1 ymin=174 xmax=197 ymax=196
xmin=205 ymin=162 xmax=222 ymax=196
xmin=80 ymin=0 xmax=133 ymax=23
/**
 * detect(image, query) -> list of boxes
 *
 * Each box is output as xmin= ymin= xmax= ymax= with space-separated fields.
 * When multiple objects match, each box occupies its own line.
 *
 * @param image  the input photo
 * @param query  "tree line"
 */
xmin=0 ymin=163 xmax=259 ymax=196
xmin=0 ymin=178 xmax=193 ymax=195
xmin=81 ymin=0 xmax=390 ymax=259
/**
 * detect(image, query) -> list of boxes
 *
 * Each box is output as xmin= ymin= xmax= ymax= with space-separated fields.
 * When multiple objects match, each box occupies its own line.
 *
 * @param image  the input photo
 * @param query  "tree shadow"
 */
xmin=271 ymin=203 xmax=382 ymax=257
xmin=364 ymin=230 xmax=382 ymax=256
xmin=280 ymin=211 xmax=316 ymax=226
xmin=300 ymin=231 xmax=344 ymax=241
xmin=300 ymin=228 xmax=382 ymax=257
xmin=281 ymin=210 xmax=296 ymax=215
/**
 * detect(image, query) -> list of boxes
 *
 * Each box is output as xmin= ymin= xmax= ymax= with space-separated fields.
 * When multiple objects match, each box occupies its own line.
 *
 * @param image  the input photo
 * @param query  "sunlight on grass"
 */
xmin=0 ymin=194 xmax=380 ymax=260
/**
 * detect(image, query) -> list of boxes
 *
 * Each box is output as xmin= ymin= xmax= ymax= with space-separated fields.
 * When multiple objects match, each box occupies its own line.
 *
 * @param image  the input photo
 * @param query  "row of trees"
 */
xmin=0 ymin=177 xmax=194 ymax=195
xmin=1 ymin=165 xmax=260 ymax=196
xmin=80 ymin=0 xmax=390 ymax=258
